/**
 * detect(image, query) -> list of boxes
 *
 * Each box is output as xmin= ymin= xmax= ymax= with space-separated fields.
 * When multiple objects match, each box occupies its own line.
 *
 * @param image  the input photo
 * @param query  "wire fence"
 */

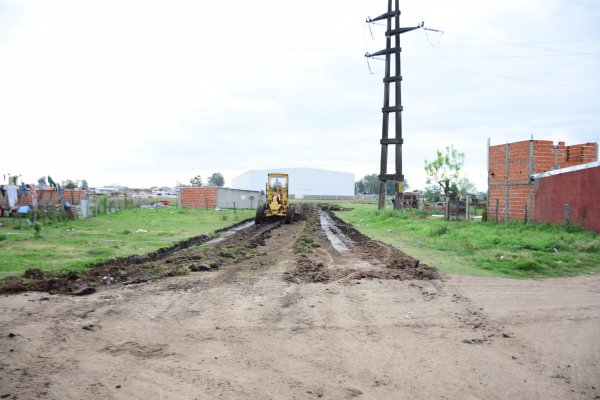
xmin=1 ymin=193 xmax=175 ymax=222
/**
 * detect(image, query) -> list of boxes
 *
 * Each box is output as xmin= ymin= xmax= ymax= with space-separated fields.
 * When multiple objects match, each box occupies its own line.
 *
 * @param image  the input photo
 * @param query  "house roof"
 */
xmin=530 ymin=160 xmax=600 ymax=180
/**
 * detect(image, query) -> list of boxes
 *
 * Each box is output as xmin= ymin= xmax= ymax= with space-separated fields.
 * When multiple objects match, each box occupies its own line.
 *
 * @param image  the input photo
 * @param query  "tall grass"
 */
xmin=335 ymin=202 xmax=600 ymax=278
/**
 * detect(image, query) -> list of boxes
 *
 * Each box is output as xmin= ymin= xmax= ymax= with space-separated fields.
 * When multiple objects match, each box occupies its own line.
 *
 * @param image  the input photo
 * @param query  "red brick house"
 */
xmin=488 ymin=139 xmax=597 ymax=223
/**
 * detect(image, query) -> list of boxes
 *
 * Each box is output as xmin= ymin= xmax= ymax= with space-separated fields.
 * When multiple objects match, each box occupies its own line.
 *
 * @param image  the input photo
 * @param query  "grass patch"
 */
xmin=294 ymin=233 xmax=321 ymax=254
xmin=0 ymin=207 xmax=254 ymax=279
xmin=333 ymin=202 xmax=600 ymax=279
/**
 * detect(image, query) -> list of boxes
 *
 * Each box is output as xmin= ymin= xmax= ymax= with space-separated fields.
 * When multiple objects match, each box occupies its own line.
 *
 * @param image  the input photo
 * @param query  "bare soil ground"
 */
xmin=1 ymin=204 xmax=599 ymax=399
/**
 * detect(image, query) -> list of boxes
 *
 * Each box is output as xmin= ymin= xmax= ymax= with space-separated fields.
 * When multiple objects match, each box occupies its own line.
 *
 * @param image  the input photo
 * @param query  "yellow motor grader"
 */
xmin=255 ymin=173 xmax=296 ymax=224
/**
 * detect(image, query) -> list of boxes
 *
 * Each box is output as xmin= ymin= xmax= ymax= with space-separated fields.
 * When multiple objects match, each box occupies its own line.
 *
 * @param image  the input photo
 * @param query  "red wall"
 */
xmin=488 ymin=140 xmax=597 ymax=222
xmin=534 ymin=166 xmax=600 ymax=233
xmin=180 ymin=187 xmax=218 ymax=209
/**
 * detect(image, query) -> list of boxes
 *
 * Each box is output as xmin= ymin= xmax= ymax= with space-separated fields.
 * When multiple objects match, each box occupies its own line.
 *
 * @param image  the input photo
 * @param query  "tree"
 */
xmin=356 ymin=174 xmax=410 ymax=197
xmin=190 ymin=175 xmax=203 ymax=187
xmin=354 ymin=180 xmax=365 ymax=194
xmin=424 ymin=145 xmax=465 ymax=220
xmin=456 ymin=177 xmax=476 ymax=197
xmin=361 ymin=174 xmax=379 ymax=194
xmin=423 ymin=184 xmax=442 ymax=202
xmin=385 ymin=179 xmax=409 ymax=196
xmin=207 ymin=172 xmax=225 ymax=187
xmin=63 ymin=179 xmax=78 ymax=189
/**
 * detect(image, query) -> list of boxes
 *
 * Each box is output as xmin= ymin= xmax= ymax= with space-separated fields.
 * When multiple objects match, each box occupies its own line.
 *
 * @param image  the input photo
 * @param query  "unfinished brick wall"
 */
xmin=180 ymin=187 xmax=218 ymax=209
xmin=488 ymin=140 xmax=597 ymax=222
xmin=0 ymin=189 xmax=86 ymax=207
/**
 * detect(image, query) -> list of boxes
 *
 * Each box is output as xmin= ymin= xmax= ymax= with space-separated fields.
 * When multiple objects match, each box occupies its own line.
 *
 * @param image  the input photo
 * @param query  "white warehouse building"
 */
xmin=231 ymin=168 xmax=354 ymax=200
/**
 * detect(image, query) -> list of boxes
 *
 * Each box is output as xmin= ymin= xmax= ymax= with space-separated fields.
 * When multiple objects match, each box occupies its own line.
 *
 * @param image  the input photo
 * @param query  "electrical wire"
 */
xmin=410 ymin=52 xmax=600 ymax=60
xmin=423 ymin=27 xmax=444 ymax=47
xmin=408 ymin=61 xmax=600 ymax=92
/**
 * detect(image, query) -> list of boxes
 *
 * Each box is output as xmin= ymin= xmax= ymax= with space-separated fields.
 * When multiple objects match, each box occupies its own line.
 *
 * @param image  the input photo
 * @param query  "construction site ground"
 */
xmin=1 ymin=204 xmax=599 ymax=399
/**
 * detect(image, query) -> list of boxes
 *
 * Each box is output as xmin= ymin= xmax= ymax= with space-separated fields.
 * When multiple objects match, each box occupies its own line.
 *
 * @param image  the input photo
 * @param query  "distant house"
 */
xmin=231 ymin=168 xmax=354 ymax=200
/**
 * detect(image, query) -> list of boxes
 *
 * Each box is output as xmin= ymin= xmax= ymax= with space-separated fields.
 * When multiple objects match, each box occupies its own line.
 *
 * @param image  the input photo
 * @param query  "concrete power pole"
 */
xmin=366 ymin=0 xmax=422 ymax=210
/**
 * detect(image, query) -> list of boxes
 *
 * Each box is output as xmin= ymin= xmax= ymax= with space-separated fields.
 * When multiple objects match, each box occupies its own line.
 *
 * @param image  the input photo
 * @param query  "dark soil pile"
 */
xmin=285 ymin=205 xmax=441 ymax=284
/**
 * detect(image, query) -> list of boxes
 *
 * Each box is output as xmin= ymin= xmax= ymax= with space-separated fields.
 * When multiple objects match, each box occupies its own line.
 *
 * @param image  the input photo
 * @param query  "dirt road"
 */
xmin=1 ymin=204 xmax=599 ymax=399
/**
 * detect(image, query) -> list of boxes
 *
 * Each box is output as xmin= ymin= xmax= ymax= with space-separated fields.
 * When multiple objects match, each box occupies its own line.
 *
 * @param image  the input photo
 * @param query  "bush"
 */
xmin=429 ymin=224 xmax=448 ymax=237
xmin=515 ymin=259 xmax=544 ymax=272
xmin=34 ymin=223 xmax=42 ymax=239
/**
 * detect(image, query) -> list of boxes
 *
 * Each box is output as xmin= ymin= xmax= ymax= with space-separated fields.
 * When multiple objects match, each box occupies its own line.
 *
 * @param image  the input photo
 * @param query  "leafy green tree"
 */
xmin=356 ymin=174 xmax=409 ymax=196
xmin=456 ymin=177 xmax=476 ymax=196
xmin=361 ymin=174 xmax=379 ymax=194
xmin=385 ymin=179 xmax=409 ymax=196
xmin=207 ymin=172 xmax=225 ymax=187
xmin=63 ymin=179 xmax=78 ymax=189
xmin=190 ymin=175 xmax=203 ymax=187
xmin=355 ymin=180 xmax=365 ymax=194
xmin=424 ymin=184 xmax=442 ymax=202
xmin=424 ymin=145 xmax=465 ymax=219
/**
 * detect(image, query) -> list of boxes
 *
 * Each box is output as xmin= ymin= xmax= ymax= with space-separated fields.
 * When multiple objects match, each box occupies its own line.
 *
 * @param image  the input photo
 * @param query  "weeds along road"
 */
xmin=1 ymin=204 xmax=599 ymax=399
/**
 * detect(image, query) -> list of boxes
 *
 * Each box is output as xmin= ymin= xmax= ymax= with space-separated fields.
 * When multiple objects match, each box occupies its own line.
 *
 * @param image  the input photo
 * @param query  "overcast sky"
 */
xmin=1 ymin=0 xmax=598 ymax=191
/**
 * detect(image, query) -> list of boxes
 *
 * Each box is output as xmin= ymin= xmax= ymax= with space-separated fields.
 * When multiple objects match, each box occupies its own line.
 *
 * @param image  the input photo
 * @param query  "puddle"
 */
xmin=319 ymin=211 xmax=351 ymax=252
xmin=206 ymin=221 xmax=255 ymax=244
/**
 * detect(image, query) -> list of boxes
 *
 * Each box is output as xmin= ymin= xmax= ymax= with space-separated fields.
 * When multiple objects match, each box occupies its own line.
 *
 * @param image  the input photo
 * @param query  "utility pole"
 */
xmin=366 ymin=0 xmax=422 ymax=210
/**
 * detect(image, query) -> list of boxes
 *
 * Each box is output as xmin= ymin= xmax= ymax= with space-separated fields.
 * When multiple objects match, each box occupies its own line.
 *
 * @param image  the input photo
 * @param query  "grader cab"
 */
xmin=255 ymin=173 xmax=296 ymax=224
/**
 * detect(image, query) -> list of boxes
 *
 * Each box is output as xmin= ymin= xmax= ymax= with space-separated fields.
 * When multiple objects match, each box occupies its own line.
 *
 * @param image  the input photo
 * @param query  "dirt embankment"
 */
xmin=0 ymin=218 xmax=274 ymax=295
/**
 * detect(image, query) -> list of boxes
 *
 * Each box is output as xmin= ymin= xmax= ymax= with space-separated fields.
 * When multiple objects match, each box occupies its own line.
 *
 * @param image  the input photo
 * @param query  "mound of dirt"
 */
xmin=284 ymin=255 xmax=330 ymax=284
xmin=317 ymin=204 xmax=354 ymax=212
xmin=284 ymin=205 xmax=441 ymax=284
xmin=1 ymin=269 xmax=96 ymax=295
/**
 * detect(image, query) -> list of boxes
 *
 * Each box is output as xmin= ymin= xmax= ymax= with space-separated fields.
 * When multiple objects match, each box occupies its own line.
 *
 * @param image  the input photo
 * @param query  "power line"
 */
xmin=408 ymin=52 xmax=600 ymax=60
xmin=407 ymin=37 xmax=600 ymax=50
xmin=408 ymin=62 xmax=600 ymax=92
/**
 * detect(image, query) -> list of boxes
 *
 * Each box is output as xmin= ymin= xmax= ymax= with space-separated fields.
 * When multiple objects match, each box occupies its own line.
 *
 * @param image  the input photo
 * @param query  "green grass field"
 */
xmin=334 ymin=202 xmax=600 ymax=279
xmin=2 ymin=200 xmax=598 ymax=280
xmin=0 ymin=207 xmax=254 ymax=279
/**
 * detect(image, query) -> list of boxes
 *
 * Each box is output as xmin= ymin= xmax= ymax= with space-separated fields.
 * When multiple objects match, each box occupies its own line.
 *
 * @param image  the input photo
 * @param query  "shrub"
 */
xmin=429 ymin=224 xmax=448 ymax=237
xmin=34 ymin=223 xmax=42 ymax=239
xmin=515 ymin=259 xmax=544 ymax=273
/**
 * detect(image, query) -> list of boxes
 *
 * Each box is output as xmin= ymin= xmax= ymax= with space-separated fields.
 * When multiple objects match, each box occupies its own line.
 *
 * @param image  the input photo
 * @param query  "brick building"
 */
xmin=488 ymin=139 xmax=598 ymax=222
xmin=532 ymin=162 xmax=600 ymax=233
xmin=179 ymin=187 xmax=259 ymax=209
